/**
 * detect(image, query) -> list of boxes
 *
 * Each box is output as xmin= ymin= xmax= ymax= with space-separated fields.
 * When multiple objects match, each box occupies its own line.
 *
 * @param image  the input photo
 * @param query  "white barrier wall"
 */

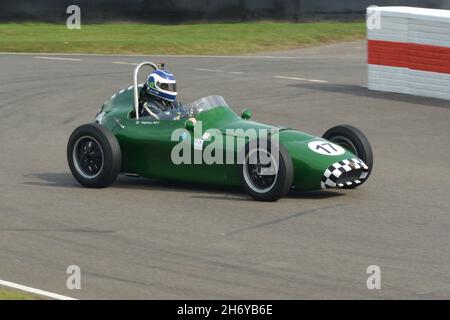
xmin=367 ymin=6 xmax=450 ymax=100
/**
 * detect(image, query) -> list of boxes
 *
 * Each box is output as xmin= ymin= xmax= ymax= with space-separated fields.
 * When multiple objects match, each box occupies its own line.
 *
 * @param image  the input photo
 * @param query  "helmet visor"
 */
xmin=159 ymin=82 xmax=177 ymax=92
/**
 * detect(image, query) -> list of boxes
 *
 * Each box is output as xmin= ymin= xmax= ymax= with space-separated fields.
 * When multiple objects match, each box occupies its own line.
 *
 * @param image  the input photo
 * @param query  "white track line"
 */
xmin=274 ymin=75 xmax=328 ymax=83
xmin=306 ymin=79 xmax=329 ymax=83
xmin=0 ymin=279 xmax=77 ymax=300
xmin=194 ymin=68 xmax=245 ymax=75
xmin=1 ymin=52 xmax=301 ymax=60
xmin=112 ymin=61 xmax=138 ymax=66
xmin=33 ymin=56 xmax=82 ymax=61
xmin=194 ymin=68 xmax=224 ymax=73
xmin=274 ymin=75 xmax=308 ymax=81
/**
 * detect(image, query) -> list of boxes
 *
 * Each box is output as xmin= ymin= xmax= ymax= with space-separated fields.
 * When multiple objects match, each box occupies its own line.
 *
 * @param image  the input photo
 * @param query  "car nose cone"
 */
xmin=321 ymin=158 xmax=369 ymax=189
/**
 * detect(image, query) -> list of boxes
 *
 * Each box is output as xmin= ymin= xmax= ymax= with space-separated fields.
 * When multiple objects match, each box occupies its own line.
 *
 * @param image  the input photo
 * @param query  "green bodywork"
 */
xmin=97 ymin=87 xmax=360 ymax=191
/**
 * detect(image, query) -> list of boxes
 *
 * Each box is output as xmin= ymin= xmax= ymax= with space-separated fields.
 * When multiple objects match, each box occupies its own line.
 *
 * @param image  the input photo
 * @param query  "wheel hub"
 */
xmin=243 ymin=150 xmax=278 ymax=193
xmin=73 ymin=137 xmax=104 ymax=179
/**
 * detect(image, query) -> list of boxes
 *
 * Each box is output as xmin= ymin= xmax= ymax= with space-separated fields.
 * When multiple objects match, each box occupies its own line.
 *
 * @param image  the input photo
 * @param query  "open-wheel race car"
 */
xmin=67 ymin=62 xmax=373 ymax=201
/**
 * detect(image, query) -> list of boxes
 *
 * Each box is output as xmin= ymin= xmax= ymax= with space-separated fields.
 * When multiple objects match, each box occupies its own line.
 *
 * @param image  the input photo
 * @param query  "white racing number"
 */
xmin=308 ymin=140 xmax=345 ymax=156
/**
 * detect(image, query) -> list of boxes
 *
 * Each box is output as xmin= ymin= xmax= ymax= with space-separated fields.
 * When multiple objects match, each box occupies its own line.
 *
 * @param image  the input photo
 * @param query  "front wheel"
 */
xmin=67 ymin=123 xmax=121 ymax=188
xmin=322 ymin=125 xmax=373 ymax=188
xmin=239 ymin=141 xmax=293 ymax=201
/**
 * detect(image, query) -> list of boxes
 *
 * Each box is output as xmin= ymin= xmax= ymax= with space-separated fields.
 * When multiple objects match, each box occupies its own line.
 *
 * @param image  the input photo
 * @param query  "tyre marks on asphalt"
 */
xmin=222 ymin=204 xmax=344 ymax=236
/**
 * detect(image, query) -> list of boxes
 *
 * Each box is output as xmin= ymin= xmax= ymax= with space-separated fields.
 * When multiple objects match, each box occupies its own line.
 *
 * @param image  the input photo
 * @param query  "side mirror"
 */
xmin=241 ymin=109 xmax=252 ymax=120
xmin=185 ymin=118 xmax=196 ymax=131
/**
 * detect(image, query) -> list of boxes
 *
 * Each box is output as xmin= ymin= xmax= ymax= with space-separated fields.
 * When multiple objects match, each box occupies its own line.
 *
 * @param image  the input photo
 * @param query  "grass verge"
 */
xmin=0 ymin=22 xmax=365 ymax=55
xmin=0 ymin=288 xmax=37 ymax=300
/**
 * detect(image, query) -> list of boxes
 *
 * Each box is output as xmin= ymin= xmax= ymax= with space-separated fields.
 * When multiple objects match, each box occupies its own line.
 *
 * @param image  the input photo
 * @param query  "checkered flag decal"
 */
xmin=321 ymin=158 xmax=369 ymax=189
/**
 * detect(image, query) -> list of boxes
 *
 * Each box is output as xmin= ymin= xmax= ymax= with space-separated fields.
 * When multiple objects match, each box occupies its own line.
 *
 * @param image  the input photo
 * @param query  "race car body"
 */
xmin=68 ymin=62 xmax=373 ymax=201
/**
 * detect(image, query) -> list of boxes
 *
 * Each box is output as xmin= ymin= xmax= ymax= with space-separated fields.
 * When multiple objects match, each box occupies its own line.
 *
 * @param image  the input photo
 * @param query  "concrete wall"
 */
xmin=1 ymin=0 xmax=450 ymax=23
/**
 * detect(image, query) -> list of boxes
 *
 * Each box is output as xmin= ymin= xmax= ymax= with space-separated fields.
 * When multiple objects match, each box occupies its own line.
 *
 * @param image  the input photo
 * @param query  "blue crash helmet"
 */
xmin=146 ymin=69 xmax=177 ymax=102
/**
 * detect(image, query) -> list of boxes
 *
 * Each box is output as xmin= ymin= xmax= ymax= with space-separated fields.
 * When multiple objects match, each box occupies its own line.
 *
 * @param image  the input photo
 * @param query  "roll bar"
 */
xmin=133 ymin=61 xmax=159 ymax=120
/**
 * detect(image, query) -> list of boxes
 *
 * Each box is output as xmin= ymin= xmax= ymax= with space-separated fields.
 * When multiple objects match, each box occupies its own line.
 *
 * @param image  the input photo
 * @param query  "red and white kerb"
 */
xmin=367 ymin=6 xmax=450 ymax=100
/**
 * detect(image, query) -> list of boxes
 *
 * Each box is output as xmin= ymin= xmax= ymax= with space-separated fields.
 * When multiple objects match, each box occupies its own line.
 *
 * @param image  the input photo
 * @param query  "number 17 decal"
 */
xmin=308 ymin=140 xmax=345 ymax=156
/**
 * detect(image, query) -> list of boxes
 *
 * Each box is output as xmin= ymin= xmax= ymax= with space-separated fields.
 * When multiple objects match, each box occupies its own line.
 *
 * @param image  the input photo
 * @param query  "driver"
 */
xmin=139 ymin=68 xmax=186 ymax=120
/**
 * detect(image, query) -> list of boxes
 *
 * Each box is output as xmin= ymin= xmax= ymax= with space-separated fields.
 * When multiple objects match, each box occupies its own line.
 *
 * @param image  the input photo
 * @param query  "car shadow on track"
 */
xmin=115 ymin=175 xmax=250 ymax=199
xmin=287 ymin=189 xmax=343 ymax=200
xmin=24 ymin=172 xmax=344 ymax=201
xmin=23 ymin=173 xmax=80 ymax=188
xmin=289 ymin=83 xmax=450 ymax=109
xmin=190 ymin=190 xmax=344 ymax=201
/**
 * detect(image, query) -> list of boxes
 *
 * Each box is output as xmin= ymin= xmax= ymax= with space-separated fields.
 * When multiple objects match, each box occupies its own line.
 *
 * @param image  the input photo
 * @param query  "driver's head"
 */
xmin=146 ymin=69 xmax=177 ymax=102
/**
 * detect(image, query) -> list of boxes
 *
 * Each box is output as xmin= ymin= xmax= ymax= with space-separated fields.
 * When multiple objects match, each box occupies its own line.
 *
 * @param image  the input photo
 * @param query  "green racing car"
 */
xmin=67 ymin=62 xmax=373 ymax=201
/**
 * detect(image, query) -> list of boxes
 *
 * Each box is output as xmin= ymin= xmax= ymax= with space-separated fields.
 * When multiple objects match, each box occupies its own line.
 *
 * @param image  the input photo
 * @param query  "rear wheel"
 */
xmin=322 ymin=125 xmax=373 ymax=187
xmin=67 ymin=124 xmax=121 ymax=188
xmin=239 ymin=141 xmax=293 ymax=201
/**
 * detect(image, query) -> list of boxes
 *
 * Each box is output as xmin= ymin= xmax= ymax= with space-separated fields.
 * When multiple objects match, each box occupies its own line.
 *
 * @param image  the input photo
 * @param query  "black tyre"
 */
xmin=67 ymin=123 xmax=121 ymax=188
xmin=239 ymin=140 xmax=293 ymax=201
xmin=322 ymin=125 xmax=373 ymax=187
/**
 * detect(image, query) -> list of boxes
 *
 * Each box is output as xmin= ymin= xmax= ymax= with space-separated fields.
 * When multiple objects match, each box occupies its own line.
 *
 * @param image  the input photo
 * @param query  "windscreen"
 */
xmin=184 ymin=95 xmax=230 ymax=115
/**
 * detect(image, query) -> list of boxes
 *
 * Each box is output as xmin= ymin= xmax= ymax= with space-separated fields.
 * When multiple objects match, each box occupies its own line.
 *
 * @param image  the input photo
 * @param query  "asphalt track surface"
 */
xmin=1 ymin=41 xmax=450 ymax=299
